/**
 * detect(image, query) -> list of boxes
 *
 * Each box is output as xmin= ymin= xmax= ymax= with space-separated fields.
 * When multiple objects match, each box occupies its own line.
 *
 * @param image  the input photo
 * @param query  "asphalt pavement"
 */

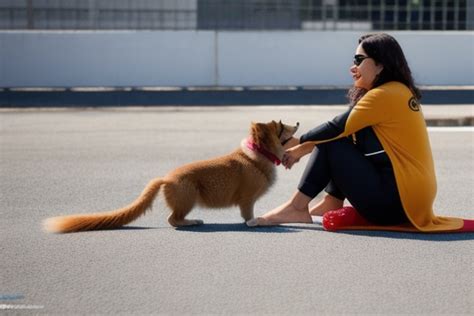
xmin=1 ymin=106 xmax=473 ymax=315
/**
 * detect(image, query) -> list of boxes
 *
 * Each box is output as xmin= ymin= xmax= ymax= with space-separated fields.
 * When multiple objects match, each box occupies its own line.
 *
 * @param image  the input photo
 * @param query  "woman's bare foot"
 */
xmin=309 ymin=194 xmax=344 ymax=216
xmin=247 ymin=192 xmax=312 ymax=227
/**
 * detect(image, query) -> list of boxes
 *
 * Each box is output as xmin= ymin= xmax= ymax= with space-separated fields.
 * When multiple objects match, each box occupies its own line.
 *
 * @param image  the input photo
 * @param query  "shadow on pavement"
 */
xmin=178 ymin=223 xmax=474 ymax=240
xmin=176 ymin=222 xmax=314 ymax=233
xmin=114 ymin=226 xmax=161 ymax=231
xmin=93 ymin=224 xmax=473 ymax=241
xmin=335 ymin=230 xmax=474 ymax=241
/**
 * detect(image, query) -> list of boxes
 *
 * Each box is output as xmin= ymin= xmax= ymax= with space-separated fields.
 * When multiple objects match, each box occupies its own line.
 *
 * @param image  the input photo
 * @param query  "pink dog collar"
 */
xmin=246 ymin=138 xmax=281 ymax=166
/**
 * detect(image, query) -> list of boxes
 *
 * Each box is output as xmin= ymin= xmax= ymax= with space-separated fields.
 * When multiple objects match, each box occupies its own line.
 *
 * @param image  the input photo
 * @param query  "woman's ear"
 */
xmin=375 ymin=63 xmax=384 ymax=76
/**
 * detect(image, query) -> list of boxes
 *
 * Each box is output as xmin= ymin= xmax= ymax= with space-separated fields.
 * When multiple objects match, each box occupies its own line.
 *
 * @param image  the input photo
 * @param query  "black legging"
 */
xmin=298 ymin=137 xmax=409 ymax=225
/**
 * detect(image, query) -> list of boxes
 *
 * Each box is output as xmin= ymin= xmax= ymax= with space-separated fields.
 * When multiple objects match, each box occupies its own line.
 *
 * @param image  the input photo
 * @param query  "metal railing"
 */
xmin=0 ymin=0 xmax=472 ymax=31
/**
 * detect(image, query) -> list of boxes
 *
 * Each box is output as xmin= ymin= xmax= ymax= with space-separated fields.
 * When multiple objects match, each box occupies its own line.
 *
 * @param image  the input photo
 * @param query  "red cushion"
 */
xmin=322 ymin=206 xmax=371 ymax=231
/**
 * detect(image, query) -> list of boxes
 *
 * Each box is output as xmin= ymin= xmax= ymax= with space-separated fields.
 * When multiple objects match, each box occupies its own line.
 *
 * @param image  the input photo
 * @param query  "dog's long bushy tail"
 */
xmin=43 ymin=177 xmax=165 ymax=233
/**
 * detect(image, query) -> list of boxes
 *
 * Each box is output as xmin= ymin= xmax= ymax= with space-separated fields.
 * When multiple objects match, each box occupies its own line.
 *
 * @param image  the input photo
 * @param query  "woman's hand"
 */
xmin=282 ymin=142 xmax=317 ymax=169
xmin=282 ymin=146 xmax=302 ymax=169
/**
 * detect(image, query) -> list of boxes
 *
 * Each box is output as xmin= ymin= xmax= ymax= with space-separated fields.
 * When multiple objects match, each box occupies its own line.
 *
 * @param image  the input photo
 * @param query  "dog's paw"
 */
xmin=246 ymin=217 xmax=276 ymax=227
xmin=184 ymin=219 xmax=204 ymax=226
xmin=246 ymin=218 xmax=259 ymax=227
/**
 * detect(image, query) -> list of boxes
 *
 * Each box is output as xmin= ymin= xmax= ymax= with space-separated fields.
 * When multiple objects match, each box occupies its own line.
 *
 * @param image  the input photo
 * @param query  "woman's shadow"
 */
xmin=176 ymin=222 xmax=474 ymax=241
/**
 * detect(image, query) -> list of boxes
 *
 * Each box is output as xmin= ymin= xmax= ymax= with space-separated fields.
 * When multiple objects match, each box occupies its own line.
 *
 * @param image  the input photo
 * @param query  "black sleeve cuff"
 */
xmin=299 ymin=107 xmax=352 ymax=143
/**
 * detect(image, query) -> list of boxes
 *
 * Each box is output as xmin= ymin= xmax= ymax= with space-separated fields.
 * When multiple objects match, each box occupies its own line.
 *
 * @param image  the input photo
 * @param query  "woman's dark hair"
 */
xmin=347 ymin=33 xmax=421 ymax=106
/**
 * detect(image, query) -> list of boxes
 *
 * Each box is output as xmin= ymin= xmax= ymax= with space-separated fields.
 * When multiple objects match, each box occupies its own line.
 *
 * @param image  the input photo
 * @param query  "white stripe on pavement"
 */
xmin=428 ymin=126 xmax=474 ymax=132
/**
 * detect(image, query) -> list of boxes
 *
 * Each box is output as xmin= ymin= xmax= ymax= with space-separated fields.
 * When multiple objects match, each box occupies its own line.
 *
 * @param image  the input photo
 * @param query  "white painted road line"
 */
xmin=0 ymin=304 xmax=44 ymax=310
xmin=428 ymin=126 xmax=474 ymax=132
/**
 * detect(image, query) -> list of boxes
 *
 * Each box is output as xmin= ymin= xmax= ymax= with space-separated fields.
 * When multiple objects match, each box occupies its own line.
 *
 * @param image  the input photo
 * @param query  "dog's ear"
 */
xmin=250 ymin=122 xmax=257 ymax=137
xmin=251 ymin=122 xmax=279 ymax=149
xmin=250 ymin=122 xmax=263 ymax=146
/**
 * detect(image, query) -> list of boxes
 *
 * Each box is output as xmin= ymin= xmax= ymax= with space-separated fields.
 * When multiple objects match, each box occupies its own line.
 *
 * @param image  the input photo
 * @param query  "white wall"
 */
xmin=218 ymin=31 xmax=355 ymax=86
xmin=1 ymin=30 xmax=473 ymax=87
xmin=1 ymin=31 xmax=215 ymax=87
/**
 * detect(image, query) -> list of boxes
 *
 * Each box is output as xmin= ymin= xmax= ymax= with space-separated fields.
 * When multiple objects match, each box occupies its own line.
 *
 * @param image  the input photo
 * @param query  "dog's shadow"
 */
xmin=176 ymin=222 xmax=308 ymax=233
xmin=100 ymin=223 xmax=312 ymax=234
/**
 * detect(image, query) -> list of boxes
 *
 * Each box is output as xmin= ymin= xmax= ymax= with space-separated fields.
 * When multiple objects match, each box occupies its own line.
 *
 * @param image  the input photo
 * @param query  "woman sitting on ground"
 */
xmin=247 ymin=33 xmax=471 ymax=233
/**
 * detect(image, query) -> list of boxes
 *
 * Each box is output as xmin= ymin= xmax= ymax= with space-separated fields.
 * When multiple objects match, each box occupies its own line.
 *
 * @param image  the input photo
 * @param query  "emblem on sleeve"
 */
xmin=408 ymin=97 xmax=420 ymax=112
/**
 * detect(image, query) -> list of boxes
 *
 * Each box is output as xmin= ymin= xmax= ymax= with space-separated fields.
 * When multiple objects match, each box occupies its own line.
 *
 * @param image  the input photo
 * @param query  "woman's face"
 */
xmin=350 ymin=44 xmax=383 ymax=90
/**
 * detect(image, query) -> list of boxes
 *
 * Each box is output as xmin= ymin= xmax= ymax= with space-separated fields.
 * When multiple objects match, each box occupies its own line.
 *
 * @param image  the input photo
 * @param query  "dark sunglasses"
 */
xmin=353 ymin=54 xmax=371 ymax=66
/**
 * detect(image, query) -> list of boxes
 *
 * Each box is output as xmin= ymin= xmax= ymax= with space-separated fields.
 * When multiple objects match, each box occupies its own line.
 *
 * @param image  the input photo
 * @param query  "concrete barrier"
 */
xmin=1 ymin=30 xmax=473 ymax=87
xmin=1 ymin=31 xmax=215 ymax=87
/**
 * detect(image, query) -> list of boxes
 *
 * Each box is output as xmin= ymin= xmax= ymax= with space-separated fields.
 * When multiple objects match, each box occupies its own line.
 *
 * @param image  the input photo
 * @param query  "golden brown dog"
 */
xmin=43 ymin=120 xmax=299 ymax=233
